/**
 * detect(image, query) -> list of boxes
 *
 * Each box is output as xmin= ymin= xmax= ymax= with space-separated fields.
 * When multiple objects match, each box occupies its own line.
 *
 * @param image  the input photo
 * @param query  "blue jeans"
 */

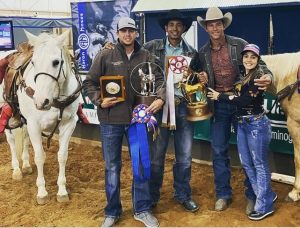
xmin=211 ymin=101 xmax=255 ymax=200
xmin=100 ymin=123 xmax=152 ymax=217
xmin=150 ymin=102 xmax=194 ymax=203
xmin=237 ymin=115 xmax=275 ymax=213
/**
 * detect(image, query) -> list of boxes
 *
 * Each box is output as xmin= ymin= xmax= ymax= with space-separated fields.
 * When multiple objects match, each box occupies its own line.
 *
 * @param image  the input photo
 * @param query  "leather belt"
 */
xmin=237 ymin=112 xmax=265 ymax=123
xmin=174 ymin=96 xmax=186 ymax=106
xmin=223 ymin=91 xmax=234 ymax=95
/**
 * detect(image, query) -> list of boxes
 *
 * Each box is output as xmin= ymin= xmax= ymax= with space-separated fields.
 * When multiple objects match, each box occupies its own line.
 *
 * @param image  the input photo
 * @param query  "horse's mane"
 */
xmin=261 ymin=52 xmax=300 ymax=91
xmin=62 ymin=46 xmax=73 ymax=76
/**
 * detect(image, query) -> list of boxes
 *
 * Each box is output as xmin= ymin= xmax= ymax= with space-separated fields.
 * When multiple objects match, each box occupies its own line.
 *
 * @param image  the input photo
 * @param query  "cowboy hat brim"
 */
xmin=159 ymin=16 xmax=193 ymax=33
xmin=197 ymin=12 xmax=232 ymax=30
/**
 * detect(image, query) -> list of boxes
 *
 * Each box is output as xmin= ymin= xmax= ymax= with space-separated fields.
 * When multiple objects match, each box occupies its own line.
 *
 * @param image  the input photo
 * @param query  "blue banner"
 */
xmin=71 ymin=0 xmax=138 ymax=72
xmin=77 ymin=3 xmax=88 ymax=71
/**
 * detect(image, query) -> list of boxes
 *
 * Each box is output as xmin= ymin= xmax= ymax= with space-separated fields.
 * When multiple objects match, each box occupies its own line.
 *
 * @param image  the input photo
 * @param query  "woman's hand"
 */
xmin=207 ymin=87 xmax=220 ymax=100
xmin=254 ymin=74 xmax=272 ymax=90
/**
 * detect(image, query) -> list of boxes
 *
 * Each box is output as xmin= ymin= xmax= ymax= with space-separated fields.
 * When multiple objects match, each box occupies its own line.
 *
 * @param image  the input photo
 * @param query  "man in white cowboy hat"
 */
xmin=190 ymin=7 xmax=273 ymax=213
xmin=143 ymin=9 xmax=200 ymax=213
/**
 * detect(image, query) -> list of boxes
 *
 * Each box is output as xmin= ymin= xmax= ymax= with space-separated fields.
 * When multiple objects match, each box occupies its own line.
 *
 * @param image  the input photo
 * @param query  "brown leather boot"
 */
xmin=0 ymin=104 xmax=13 ymax=133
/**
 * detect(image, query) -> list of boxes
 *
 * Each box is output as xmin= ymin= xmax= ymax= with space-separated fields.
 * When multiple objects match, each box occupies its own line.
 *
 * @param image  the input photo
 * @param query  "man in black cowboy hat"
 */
xmin=190 ymin=7 xmax=274 ymax=215
xmin=143 ymin=9 xmax=199 ymax=213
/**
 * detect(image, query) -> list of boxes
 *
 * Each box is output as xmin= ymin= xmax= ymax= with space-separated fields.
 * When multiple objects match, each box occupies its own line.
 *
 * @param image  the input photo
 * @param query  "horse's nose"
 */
xmin=43 ymin=99 xmax=50 ymax=107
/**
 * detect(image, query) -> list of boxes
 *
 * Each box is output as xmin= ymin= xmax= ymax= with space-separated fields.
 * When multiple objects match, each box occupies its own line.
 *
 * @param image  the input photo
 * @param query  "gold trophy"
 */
xmin=180 ymin=67 xmax=212 ymax=121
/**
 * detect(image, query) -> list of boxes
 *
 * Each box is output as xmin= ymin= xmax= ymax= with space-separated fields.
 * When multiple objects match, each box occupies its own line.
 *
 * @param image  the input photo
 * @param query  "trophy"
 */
xmin=180 ymin=67 xmax=212 ymax=121
xmin=130 ymin=61 xmax=164 ymax=106
xmin=100 ymin=75 xmax=126 ymax=102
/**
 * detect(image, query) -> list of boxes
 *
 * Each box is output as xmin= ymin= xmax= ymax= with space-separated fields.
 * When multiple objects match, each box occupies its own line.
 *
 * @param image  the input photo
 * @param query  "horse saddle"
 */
xmin=4 ymin=42 xmax=33 ymax=102
xmin=0 ymin=57 xmax=9 ymax=84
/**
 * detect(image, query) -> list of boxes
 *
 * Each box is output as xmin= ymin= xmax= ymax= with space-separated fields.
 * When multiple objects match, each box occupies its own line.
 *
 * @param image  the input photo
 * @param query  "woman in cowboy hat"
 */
xmin=190 ymin=7 xmax=274 ymax=213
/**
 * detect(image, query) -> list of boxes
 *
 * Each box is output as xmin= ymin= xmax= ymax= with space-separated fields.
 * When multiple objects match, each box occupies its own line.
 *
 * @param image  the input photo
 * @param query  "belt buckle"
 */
xmin=237 ymin=116 xmax=243 ymax=123
xmin=174 ymin=97 xmax=181 ymax=106
xmin=245 ymin=116 xmax=251 ymax=123
xmin=224 ymin=91 xmax=234 ymax=96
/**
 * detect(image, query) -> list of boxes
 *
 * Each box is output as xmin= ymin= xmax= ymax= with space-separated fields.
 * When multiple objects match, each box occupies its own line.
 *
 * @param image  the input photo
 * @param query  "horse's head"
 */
xmin=24 ymin=30 xmax=71 ymax=110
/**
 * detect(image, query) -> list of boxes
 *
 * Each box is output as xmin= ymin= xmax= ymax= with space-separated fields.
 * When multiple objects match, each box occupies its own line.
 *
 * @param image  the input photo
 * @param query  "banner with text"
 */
xmin=71 ymin=0 xmax=138 ymax=72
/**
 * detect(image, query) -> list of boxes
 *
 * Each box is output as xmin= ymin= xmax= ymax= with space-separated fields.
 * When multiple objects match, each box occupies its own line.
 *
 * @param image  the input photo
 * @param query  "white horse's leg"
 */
xmin=56 ymin=118 xmax=77 ymax=203
xmin=286 ymin=117 xmax=300 ymax=201
xmin=21 ymin=125 xmax=32 ymax=175
xmin=27 ymin=122 xmax=48 ymax=205
xmin=5 ymin=129 xmax=22 ymax=180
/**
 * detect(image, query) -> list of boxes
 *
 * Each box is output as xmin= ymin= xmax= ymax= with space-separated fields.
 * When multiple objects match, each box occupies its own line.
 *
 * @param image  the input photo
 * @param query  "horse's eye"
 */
xmin=31 ymin=61 xmax=34 ymax=66
xmin=53 ymin=60 xmax=60 ymax=67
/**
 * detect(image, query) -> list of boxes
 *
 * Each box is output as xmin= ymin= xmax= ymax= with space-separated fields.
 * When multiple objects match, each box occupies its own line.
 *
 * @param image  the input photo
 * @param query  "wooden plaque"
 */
xmin=100 ymin=75 xmax=126 ymax=102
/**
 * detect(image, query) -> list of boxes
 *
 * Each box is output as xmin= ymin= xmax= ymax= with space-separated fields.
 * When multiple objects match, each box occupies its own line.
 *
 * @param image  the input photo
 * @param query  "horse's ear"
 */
xmin=24 ymin=30 xmax=38 ymax=46
xmin=56 ymin=30 xmax=70 ymax=47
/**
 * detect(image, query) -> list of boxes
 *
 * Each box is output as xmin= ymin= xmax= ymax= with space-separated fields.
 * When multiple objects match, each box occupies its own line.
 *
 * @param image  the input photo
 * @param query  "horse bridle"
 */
xmin=27 ymin=49 xmax=82 ymax=148
xmin=33 ymin=49 xmax=66 ymax=84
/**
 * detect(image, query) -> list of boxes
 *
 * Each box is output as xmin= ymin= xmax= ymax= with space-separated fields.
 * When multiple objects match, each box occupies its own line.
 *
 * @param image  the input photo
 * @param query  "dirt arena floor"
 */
xmin=0 ymin=133 xmax=300 ymax=227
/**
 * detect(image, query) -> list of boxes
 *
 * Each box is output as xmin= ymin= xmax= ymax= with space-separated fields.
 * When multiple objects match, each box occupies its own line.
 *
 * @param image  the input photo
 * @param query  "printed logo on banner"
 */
xmin=78 ymin=33 xmax=89 ymax=50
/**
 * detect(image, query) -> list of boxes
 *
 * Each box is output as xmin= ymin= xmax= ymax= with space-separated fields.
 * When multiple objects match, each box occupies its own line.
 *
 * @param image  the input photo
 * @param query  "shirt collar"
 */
xmin=166 ymin=37 xmax=183 ymax=49
xmin=209 ymin=39 xmax=227 ymax=51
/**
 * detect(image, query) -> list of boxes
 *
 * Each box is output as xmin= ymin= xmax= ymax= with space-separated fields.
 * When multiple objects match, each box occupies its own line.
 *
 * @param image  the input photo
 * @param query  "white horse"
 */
xmin=5 ymin=125 xmax=32 ymax=180
xmin=17 ymin=31 xmax=81 ymax=204
xmin=262 ymin=52 xmax=300 ymax=202
xmin=0 ymin=83 xmax=32 ymax=180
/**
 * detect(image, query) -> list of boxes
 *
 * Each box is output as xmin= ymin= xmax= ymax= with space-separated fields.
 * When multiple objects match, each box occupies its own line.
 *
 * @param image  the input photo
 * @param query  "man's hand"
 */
xmin=207 ymin=87 xmax=220 ymax=100
xmin=145 ymin=98 xmax=164 ymax=113
xmin=197 ymin=71 xmax=208 ymax=84
xmin=100 ymin=97 xmax=120 ymax=108
xmin=103 ymin=41 xmax=115 ymax=50
xmin=254 ymin=74 xmax=272 ymax=91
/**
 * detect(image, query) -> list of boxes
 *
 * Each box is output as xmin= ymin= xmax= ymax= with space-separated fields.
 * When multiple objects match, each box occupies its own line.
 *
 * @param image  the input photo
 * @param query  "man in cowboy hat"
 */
xmin=143 ymin=9 xmax=199 ymax=213
xmin=190 ymin=7 xmax=273 ymax=213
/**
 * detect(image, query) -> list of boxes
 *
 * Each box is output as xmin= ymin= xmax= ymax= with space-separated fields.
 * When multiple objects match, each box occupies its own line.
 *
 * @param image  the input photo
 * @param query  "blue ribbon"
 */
xmin=128 ymin=104 xmax=156 ymax=183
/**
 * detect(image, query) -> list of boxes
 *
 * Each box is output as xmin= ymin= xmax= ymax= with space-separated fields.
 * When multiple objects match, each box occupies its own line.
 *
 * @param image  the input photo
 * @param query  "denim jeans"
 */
xmin=150 ymin=102 xmax=194 ymax=203
xmin=211 ymin=101 xmax=255 ymax=200
xmin=100 ymin=123 xmax=152 ymax=217
xmin=237 ymin=115 xmax=275 ymax=213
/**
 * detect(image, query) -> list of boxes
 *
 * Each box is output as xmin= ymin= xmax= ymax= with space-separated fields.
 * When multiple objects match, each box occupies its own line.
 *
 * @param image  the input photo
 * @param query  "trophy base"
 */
xmin=186 ymin=102 xmax=213 ymax=121
xmin=135 ymin=95 xmax=156 ymax=107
